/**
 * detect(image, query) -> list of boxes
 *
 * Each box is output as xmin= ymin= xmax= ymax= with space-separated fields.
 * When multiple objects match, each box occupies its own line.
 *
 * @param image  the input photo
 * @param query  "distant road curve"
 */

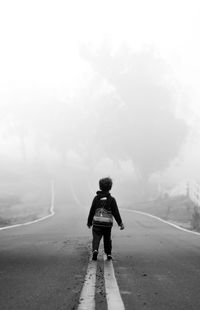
xmin=0 ymin=180 xmax=55 ymax=231
xmin=123 ymin=208 xmax=200 ymax=236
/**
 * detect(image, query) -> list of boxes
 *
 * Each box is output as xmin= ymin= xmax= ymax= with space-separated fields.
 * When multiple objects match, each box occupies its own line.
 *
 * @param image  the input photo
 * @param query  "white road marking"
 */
xmin=124 ymin=209 xmax=200 ymax=236
xmin=104 ymin=255 xmax=125 ymax=310
xmin=0 ymin=180 xmax=55 ymax=231
xmin=77 ymin=259 xmax=97 ymax=310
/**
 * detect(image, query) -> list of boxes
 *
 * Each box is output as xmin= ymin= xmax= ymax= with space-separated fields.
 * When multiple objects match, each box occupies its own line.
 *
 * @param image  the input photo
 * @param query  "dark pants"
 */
xmin=92 ymin=225 xmax=112 ymax=255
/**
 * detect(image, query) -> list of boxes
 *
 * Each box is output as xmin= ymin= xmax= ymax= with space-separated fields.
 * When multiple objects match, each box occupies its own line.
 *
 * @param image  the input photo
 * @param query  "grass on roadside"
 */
xmin=128 ymin=196 xmax=200 ymax=232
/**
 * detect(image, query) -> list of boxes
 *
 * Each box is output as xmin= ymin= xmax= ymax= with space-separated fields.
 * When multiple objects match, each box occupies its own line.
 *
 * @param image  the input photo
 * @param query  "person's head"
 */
xmin=99 ymin=177 xmax=113 ymax=192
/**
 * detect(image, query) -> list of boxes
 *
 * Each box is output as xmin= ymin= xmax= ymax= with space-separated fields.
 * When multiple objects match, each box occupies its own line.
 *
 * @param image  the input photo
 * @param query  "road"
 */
xmin=113 ymin=210 xmax=200 ymax=310
xmin=0 ymin=198 xmax=90 ymax=310
xmin=0 ymin=200 xmax=200 ymax=309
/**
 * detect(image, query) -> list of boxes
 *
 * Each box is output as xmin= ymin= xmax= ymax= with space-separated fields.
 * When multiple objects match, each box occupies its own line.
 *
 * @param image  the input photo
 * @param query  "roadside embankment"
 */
xmin=0 ymin=193 xmax=51 ymax=228
xmin=127 ymin=196 xmax=200 ymax=232
xmin=0 ymin=171 xmax=52 ymax=228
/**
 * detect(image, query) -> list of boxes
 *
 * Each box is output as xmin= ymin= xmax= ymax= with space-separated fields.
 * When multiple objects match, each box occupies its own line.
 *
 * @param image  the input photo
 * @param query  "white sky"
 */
xmin=0 ymin=1 xmax=200 ymax=146
xmin=0 ymin=0 xmax=200 ymax=102
xmin=0 ymin=0 xmax=200 ymax=186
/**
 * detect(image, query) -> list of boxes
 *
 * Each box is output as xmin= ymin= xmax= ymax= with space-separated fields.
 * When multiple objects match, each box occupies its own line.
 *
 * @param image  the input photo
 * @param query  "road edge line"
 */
xmin=123 ymin=209 xmax=200 ymax=236
xmin=0 ymin=180 xmax=55 ymax=231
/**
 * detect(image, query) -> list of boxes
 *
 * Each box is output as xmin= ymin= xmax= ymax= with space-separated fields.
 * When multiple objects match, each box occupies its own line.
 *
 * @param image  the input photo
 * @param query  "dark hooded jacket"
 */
xmin=87 ymin=191 xmax=122 ymax=227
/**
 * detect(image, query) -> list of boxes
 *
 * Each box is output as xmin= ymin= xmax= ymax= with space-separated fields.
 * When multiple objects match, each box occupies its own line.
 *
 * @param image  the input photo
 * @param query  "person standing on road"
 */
xmin=87 ymin=177 xmax=124 ymax=261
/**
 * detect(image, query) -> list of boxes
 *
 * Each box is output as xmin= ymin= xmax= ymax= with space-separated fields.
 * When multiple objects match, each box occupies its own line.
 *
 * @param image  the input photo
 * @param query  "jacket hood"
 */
xmin=96 ymin=190 xmax=111 ymax=199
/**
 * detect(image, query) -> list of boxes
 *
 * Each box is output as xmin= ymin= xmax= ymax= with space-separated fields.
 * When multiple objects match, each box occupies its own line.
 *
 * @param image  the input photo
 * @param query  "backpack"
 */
xmin=92 ymin=197 xmax=113 ymax=227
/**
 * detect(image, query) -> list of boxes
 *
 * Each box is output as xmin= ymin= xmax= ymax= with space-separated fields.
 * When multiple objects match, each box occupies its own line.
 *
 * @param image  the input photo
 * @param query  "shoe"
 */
xmin=107 ymin=255 xmax=112 ymax=260
xmin=92 ymin=250 xmax=98 ymax=261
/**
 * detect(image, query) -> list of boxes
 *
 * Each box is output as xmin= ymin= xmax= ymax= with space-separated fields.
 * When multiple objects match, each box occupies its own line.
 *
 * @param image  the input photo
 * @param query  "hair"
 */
xmin=99 ymin=177 xmax=113 ymax=192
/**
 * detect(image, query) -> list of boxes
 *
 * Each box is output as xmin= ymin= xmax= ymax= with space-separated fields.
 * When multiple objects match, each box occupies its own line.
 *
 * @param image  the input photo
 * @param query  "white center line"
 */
xmin=104 ymin=255 xmax=125 ymax=310
xmin=77 ymin=259 xmax=97 ymax=310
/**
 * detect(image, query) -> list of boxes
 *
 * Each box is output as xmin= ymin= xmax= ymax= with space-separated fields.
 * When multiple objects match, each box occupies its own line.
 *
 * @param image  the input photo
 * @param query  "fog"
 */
xmin=0 ymin=0 xmax=200 ymax=211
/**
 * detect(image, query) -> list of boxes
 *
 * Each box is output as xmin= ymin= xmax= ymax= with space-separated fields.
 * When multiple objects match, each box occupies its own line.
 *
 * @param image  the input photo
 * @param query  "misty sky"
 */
xmin=0 ymin=0 xmax=200 ymax=103
xmin=0 ymin=0 xmax=200 ymax=187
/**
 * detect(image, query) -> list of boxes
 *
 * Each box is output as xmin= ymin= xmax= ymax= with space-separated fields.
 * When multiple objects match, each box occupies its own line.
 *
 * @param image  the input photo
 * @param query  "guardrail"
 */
xmin=187 ymin=180 xmax=200 ymax=207
xmin=168 ymin=180 xmax=200 ymax=207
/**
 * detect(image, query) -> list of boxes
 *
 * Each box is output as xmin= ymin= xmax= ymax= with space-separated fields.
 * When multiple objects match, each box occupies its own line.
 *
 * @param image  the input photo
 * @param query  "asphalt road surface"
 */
xmin=0 ymin=200 xmax=200 ymax=310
